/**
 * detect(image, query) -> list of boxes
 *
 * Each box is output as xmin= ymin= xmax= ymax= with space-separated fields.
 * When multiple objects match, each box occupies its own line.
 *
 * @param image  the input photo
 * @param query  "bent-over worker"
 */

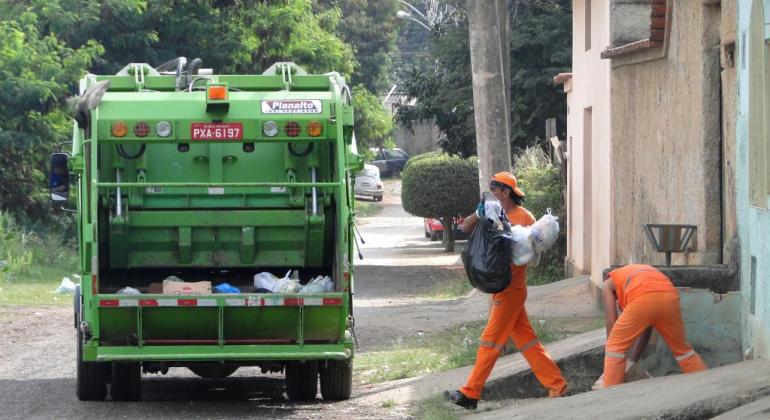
xmin=600 ymin=264 xmax=707 ymax=387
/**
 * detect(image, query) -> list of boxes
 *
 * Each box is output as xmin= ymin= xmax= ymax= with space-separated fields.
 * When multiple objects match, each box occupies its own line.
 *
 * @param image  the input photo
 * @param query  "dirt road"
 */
xmin=0 ymin=180 xmax=597 ymax=419
xmin=0 ymin=180 xmax=458 ymax=419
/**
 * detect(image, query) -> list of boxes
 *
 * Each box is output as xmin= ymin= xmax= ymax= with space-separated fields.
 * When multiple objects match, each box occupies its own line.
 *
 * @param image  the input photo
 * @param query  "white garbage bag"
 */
xmin=300 ymin=275 xmax=334 ymax=294
xmin=510 ymin=225 xmax=535 ymax=266
xmin=483 ymin=198 xmax=506 ymax=231
xmin=531 ymin=209 xmax=560 ymax=253
xmin=273 ymin=270 xmax=302 ymax=293
xmin=254 ymin=272 xmax=280 ymax=292
xmin=54 ymin=277 xmax=78 ymax=294
xmin=117 ymin=287 xmax=141 ymax=295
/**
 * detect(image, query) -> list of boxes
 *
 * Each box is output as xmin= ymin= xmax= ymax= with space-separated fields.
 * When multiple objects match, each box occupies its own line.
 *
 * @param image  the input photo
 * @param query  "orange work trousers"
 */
xmin=460 ymin=280 xmax=567 ymax=400
xmin=604 ymin=291 xmax=707 ymax=386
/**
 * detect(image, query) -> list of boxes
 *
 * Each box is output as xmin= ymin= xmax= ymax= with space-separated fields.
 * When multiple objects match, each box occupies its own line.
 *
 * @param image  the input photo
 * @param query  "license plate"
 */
xmin=190 ymin=123 xmax=243 ymax=141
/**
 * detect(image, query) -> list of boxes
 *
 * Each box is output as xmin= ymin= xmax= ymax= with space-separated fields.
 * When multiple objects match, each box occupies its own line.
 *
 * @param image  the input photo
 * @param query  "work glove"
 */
xmin=475 ymin=202 xmax=485 ymax=218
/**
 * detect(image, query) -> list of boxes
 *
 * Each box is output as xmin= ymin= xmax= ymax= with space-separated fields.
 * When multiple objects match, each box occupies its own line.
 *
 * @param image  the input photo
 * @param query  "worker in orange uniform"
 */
xmin=599 ymin=264 xmax=707 ymax=387
xmin=444 ymin=172 xmax=568 ymax=410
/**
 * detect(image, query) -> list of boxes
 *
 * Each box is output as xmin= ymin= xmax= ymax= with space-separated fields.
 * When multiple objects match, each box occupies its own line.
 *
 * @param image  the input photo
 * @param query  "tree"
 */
xmin=395 ymin=0 xmax=571 ymax=156
xmin=329 ymin=0 xmax=400 ymax=93
xmin=0 ymin=12 xmax=102 ymax=221
xmin=401 ymin=153 xmax=479 ymax=251
xmin=352 ymin=85 xmax=394 ymax=155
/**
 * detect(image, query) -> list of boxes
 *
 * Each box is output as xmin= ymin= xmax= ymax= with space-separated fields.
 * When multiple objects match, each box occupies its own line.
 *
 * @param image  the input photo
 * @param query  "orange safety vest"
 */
xmin=608 ymin=264 xmax=677 ymax=309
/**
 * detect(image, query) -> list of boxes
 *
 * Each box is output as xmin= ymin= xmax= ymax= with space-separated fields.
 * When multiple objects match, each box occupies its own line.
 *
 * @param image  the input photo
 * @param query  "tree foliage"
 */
xmin=401 ymin=152 xmax=479 ymax=251
xmin=0 ymin=12 xmax=102 ymax=220
xmin=0 ymin=0 xmax=372 ymax=226
xmin=395 ymin=0 xmax=571 ymax=156
xmin=352 ymin=85 xmax=394 ymax=153
xmin=329 ymin=0 xmax=400 ymax=93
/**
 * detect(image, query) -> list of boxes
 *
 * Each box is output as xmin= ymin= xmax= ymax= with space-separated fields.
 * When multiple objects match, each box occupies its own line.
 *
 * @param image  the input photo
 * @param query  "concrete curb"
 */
xmin=470 ymin=359 xmax=770 ymax=419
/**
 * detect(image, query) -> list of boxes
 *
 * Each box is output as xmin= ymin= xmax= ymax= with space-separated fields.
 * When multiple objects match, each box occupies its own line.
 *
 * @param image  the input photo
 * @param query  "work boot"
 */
xmin=548 ymin=383 xmax=568 ymax=398
xmin=444 ymin=390 xmax=478 ymax=410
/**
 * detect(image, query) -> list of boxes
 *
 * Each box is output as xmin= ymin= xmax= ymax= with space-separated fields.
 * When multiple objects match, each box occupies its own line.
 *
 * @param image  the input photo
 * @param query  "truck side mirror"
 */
xmin=50 ymin=152 xmax=70 ymax=202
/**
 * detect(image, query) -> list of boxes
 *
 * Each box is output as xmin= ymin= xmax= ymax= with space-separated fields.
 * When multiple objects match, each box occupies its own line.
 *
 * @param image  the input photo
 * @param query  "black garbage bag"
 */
xmin=461 ymin=216 xmax=513 ymax=294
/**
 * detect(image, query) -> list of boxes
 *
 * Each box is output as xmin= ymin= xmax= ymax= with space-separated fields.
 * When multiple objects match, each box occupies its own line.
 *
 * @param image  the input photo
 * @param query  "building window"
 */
xmin=585 ymin=0 xmax=592 ymax=51
xmin=749 ymin=0 xmax=767 ymax=208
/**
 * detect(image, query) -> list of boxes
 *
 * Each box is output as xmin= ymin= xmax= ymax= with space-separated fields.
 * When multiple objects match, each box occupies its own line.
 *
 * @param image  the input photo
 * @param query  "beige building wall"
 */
xmin=565 ymin=0 xmax=612 ymax=292
xmin=610 ymin=1 xmax=726 ymax=266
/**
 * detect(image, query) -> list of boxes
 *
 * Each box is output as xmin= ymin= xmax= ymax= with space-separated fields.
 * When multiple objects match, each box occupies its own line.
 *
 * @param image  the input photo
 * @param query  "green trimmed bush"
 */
xmin=402 ymin=153 xmax=479 ymax=251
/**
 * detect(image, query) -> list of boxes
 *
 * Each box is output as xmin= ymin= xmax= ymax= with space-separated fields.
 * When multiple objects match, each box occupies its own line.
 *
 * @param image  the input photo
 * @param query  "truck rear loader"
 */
xmin=51 ymin=60 xmax=360 ymax=402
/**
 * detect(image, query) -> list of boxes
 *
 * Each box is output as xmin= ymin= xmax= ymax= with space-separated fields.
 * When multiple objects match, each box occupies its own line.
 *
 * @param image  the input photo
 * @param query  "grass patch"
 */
xmin=354 ymin=200 xmax=382 ymax=218
xmin=411 ymin=395 xmax=461 ymax=420
xmin=527 ymin=257 xmax=564 ymax=286
xmin=355 ymin=318 xmax=558 ymax=384
xmin=0 ymin=267 xmax=77 ymax=307
xmin=424 ymin=269 xmax=473 ymax=299
xmin=0 ymin=211 xmax=78 ymax=306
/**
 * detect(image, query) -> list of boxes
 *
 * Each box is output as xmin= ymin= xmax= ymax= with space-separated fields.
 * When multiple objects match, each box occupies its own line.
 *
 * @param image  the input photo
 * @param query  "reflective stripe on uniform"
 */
xmin=479 ymin=340 xmax=505 ymax=351
xmin=605 ymin=351 xmax=626 ymax=359
xmin=520 ymin=339 xmax=540 ymax=353
xmin=675 ymin=349 xmax=696 ymax=361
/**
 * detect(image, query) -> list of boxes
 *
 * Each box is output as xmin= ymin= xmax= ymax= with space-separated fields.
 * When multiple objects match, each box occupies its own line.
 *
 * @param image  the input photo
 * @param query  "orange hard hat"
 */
xmin=490 ymin=171 xmax=525 ymax=197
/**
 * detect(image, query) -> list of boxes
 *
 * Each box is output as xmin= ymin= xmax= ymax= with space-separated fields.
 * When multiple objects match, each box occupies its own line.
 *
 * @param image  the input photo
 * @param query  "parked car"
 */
xmin=424 ymin=216 xmax=468 ymax=241
xmin=369 ymin=147 xmax=410 ymax=178
xmin=354 ymin=164 xmax=383 ymax=201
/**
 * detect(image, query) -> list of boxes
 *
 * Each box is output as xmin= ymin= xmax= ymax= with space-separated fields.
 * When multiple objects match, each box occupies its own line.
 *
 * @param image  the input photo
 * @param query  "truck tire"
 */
xmin=320 ymin=359 xmax=352 ymax=401
xmin=76 ymin=330 xmax=107 ymax=401
xmin=110 ymin=362 xmax=141 ymax=401
xmin=285 ymin=361 xmax=318 ymax=401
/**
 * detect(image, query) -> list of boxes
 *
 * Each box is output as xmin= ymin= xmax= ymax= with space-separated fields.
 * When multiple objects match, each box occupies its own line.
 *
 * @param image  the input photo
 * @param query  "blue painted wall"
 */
xmin=736 ymin=0 xmax=770 ymax=358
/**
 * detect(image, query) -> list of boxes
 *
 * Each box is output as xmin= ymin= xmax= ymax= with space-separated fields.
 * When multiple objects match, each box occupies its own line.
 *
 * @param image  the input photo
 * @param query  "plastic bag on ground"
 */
xmin=117 ymin=287 xmax=141 ymax=295
xmin=510 ymin=225 xmax=535 ymax=266
xmin=300 ymin=276 xmax=334 ymax=294
xmin=531 ymin=208 xmax=560 ymax=253
xmin=213 ymin=283 xmax=240 ymax=294
xmin=54 ymin=277 xmax=78 ymax=294
xmin=461 ymin=215 xmax=513 ymax=294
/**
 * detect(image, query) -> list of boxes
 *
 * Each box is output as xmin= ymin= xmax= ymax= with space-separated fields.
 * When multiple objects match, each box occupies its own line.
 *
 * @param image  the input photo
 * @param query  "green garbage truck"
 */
xmin=51 ymin=59 xmax=360 ymax=401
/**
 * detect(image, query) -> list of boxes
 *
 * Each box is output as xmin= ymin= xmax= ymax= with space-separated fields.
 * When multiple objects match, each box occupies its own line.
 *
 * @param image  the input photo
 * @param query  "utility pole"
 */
xmin=467 ymin=0 xmax=512 ymax=193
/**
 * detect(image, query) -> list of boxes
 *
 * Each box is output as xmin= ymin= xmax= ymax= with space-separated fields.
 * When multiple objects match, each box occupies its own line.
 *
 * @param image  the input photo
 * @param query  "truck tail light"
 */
xmin=155 ymin=121 xmax=172 ymax=137
xmin=307 ymin=121 xmax=323 ymax=137
xmin=208 ymin=85 xmax=227 ymax=100
xmin=111 ymin=121 xmax=128 ymax=137
xmin=263 ymin=120 xmax=278 ymax=137
xmin=133 ymin=121 xmax=150 ymax=137
xmin=284 ymin=121 xmax=301 ymax=137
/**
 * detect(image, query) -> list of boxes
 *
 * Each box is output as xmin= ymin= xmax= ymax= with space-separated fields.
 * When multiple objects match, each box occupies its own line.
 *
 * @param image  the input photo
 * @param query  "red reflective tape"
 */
xmin=322 ymin=298 xmax=343 ymax=305
xmin=284 ymin=298 xmax=303 ymax=306
xmin=178 ymin=299 xmax=197 ymax=306
xmin=99 ymin=299 xmax=119 ymax=307
xmin=343 ymin=271 xmax=350 ymax=281
xmin=139 ymin=299 xmax=158 ymax=307
xmin=92 ymin=274 xmax=98 ymax=295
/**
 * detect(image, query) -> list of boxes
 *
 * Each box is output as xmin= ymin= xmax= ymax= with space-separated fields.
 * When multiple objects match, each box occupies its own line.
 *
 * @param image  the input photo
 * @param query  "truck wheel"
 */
xmin=285 ymin=361 xmax=318 ymax=401
xmin=76 ymin=330 xmax=107 ymax=401
xmin=110 ymin=362 xmax=141 ymax=401
xmin=320 ymin=359 xmax=352 ymax=401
